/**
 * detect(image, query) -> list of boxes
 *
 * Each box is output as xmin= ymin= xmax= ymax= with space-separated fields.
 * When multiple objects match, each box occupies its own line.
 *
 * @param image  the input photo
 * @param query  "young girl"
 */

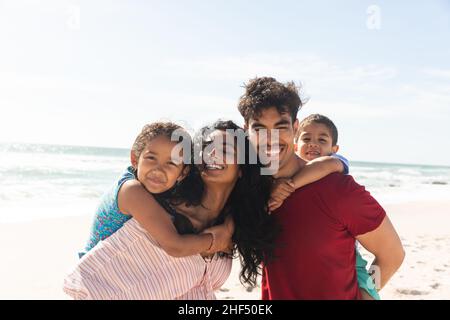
xmin=79 ymin=122 xmax=233 ymax=259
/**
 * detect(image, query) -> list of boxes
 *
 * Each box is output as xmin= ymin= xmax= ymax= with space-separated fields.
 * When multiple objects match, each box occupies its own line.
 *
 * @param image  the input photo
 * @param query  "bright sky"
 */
xmin=1 ymin=0 xmax=449 ymax=166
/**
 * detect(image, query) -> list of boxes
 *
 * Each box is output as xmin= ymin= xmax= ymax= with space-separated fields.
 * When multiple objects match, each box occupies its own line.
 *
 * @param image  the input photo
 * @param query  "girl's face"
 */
xmin=200 ymin=130 xmax=241 ymax=187
xmin=131 ymin=135 xmax=188 ymax=194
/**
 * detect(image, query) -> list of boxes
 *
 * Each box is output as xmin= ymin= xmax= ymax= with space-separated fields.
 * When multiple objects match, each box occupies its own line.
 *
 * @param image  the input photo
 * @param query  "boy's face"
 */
xmin=131 ymin=135 xmax=187 ymax=194
xmin=297 ymin=122 xmax=339 ymax=161
xmin=245 ymin=107 xmax=299 ymax=173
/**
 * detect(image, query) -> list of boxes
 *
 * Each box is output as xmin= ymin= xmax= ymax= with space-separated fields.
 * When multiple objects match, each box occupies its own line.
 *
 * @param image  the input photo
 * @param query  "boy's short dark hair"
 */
xmin=132 ymin=122 xmax=186 ymax=160
xmin=298 ymin=114 xmax=339 ymax=146
xmin=238 ymin=77 xmax=304 ymax=124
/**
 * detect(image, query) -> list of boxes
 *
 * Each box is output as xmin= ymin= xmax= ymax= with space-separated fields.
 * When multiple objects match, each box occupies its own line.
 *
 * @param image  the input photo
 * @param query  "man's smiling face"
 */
xmin=246 ymin=107 xmax=299 ymax=173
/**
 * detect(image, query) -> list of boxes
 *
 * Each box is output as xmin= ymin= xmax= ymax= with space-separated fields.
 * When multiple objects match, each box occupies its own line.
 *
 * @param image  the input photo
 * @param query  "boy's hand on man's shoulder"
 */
xmin=268 ymin=178 xmax=295 ymax=213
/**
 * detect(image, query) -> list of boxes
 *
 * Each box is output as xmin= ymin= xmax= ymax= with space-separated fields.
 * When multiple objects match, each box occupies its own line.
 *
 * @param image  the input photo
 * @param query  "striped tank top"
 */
xmin=63 ymin=218 xmax=232 ymax=300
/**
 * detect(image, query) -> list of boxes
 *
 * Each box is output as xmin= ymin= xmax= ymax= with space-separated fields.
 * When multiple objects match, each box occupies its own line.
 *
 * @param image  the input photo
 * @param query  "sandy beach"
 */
xmin=0 ymin=200 xmax=449 ymax=300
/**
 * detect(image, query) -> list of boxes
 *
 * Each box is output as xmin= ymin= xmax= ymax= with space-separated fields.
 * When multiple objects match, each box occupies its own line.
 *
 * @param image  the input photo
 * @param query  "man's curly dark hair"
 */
xmin=238 ymin=76 xmax=304 ymax=123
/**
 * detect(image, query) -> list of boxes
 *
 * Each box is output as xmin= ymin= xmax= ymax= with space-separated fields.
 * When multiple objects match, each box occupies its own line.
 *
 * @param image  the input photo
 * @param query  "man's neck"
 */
xmin=273 ymin=153 xmax=306 ymax=180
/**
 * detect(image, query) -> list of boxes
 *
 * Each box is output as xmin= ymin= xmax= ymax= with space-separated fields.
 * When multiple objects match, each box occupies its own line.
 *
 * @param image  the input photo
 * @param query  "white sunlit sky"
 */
xmin=0 ymin=0 xmax=449 ymax=166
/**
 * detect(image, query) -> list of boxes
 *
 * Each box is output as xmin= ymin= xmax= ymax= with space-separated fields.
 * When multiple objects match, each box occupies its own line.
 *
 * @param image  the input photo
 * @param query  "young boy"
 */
xmin=270 ymin=113 xmax=381 ymax=299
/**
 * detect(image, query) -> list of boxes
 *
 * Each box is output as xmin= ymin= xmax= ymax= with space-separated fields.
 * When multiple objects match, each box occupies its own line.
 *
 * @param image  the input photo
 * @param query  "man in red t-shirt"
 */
xmin=238 ymin=77 xmax=405 ymax=299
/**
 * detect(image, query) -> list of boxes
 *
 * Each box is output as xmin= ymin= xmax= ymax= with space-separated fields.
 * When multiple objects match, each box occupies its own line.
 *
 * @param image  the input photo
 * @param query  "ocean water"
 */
xmin=0 ymin=143 xmax=449 ymax=223
xmin=0 ymin=143 xmax=129 ymax=223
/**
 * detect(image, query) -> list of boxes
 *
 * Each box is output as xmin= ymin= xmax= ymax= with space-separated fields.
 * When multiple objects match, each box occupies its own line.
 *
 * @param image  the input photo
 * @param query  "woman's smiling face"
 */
xmin=199 ymin=130 xmax=241 ymax=186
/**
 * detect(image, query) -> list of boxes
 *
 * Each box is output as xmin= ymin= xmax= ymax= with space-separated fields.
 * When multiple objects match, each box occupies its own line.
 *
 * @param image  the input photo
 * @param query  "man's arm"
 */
xmin=333 ymin=175 xmax=405 ymax=291
xmin=356 ymin=216 xmax=405 ymax=290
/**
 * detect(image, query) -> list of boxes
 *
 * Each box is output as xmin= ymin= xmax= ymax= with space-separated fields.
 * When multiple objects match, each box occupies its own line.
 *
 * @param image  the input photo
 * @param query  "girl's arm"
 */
xmin=118 ymin=180 xmax=232 ymax=257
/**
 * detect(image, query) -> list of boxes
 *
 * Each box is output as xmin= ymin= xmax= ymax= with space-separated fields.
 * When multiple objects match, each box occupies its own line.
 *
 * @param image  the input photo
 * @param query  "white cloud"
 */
xmin=163 ymin=53 xmax=402 ymax=118
xmin=422 ymin=68 xmax=450 ymax=80
xmin=164 ymin=53 xmax=398 ymax=86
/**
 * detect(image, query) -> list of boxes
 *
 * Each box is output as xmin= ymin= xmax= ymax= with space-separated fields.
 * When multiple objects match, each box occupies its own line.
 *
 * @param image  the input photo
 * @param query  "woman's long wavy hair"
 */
xmin=171 ymin=120 xmax=280 ymax=288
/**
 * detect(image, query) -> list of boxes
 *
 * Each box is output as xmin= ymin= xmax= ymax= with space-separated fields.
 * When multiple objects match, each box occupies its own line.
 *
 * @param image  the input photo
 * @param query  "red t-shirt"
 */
xmin=261 ymin=173 xmax=386 ymax=300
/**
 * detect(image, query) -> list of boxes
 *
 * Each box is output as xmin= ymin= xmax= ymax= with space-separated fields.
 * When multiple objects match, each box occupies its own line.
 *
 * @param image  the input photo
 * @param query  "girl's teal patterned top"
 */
xmin=356 ymin=245 xmax=381 ymax=299
xmin=78 ymin=166 xmax=135 ymax=258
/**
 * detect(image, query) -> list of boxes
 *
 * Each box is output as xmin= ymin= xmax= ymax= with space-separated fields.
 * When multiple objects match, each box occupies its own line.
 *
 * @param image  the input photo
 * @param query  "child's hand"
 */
xmin=202 ymin=215 xmax=235 ymax=254
xmin=268 ymin=199 xmax=282 ymax=212
xmin=268 ymin=178 xmax=295 ymax=213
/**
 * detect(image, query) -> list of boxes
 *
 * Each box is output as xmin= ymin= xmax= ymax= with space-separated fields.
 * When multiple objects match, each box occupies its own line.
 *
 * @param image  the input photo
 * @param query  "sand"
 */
xmin=0 ymin=201 xmax=449 ymax=300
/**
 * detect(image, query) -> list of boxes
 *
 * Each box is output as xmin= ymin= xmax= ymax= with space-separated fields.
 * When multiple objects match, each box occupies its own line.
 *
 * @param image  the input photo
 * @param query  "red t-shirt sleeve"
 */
xmin=334 ymin=175 xmax=386 ymax=237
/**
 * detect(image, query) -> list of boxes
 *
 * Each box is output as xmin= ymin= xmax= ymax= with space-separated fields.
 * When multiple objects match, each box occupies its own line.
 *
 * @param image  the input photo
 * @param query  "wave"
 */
xmin=0 ymin=142 xmax=129 ymax=158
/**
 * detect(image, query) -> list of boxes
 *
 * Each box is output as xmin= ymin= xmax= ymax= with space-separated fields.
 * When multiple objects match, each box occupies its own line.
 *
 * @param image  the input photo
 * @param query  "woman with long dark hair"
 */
xmin=64 ymin=120 xmax=278 ymax=299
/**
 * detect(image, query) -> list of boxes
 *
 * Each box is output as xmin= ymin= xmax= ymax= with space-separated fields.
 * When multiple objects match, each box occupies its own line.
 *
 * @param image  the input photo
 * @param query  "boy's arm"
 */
xmin=268 ymin=154 xmax=349 ymax=212
xmin=118 ymin=180 xmax=232 ymax=257
xmin=291 ymin=155 xmax=346 ymax=189
xmin=356 ymin=216 xmax=405 ymax=290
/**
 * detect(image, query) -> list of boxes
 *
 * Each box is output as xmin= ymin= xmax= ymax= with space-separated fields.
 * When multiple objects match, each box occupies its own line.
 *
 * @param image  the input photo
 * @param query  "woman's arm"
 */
xmin=118 ymin=180 xmax=232 ymax=257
